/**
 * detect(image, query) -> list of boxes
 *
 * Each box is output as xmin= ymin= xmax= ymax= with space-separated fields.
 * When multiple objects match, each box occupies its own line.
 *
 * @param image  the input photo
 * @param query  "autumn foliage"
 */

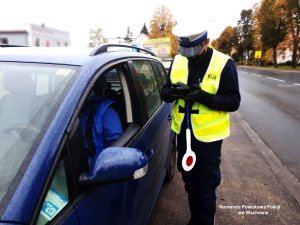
xmin=212 ymin=0 xmax=300 ymax=68
xmin=149 ymin=6 xmax=178 ymax=57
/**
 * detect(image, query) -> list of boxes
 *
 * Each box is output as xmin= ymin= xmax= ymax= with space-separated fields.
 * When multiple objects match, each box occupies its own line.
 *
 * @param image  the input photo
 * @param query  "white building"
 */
xmin=277 ymin=48 xmax=293 ymax=64
xmin=105 ymin=33 xmax=149 ymax=47
xmin=106 ymin=37 xmax=127 ymax=45
xmin=0 ymin=23 xmax=70 ymax=47
xmin=131 ymin=33 xmax=149 ymax=48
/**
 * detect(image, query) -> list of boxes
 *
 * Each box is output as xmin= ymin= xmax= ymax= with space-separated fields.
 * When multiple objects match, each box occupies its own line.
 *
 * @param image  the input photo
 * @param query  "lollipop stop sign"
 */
xmin=182 ymin=129 xmax=196 ymax=171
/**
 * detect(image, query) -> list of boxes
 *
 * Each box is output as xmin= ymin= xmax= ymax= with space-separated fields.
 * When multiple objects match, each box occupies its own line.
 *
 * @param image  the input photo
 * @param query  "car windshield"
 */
xmin=0 ymin=62 xmax=78 ymax=202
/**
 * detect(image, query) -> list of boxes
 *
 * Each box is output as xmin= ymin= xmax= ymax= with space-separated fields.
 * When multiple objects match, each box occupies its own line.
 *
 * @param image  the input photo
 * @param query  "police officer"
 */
xmin=160 ymin=24 xmax=241 ymax=225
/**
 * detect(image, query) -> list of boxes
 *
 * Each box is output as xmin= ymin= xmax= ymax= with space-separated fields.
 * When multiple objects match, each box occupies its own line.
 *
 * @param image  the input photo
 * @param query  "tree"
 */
xmin=140 ymin=23 xmax=149 ymax=35
xmin=124 ymin=26 xmax=133 ymax=43
xmin=252 ymin=2 xmax=269 ymax=65
xmin=252 ymin=4 xmax=263 ymax=50
xmin=89 ymin=28 xmax=107 ymax=47
xmin=257 ymin=0 xmax=288 ymax=67
xmin=149 ymin=5 xmax=178 ymax=56
xmin=211 ymin=39 xmax=218 ymax=49
xmin=215 ymin=26 xmax=238 ymax=57
xmin=237 ymin=9 xmax=254 ymax=64
xmin=284 ymin=0 xmax=300 ymax=68
xmin=149 ymin=5 xmax=175 ymax=38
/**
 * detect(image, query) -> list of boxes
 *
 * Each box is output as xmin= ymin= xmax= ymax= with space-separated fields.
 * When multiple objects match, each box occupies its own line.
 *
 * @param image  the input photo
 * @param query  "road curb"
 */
xmin=232 ymin=111 xmax=300 ymax=204
xmin=238 ymin=65 xmax=300 ymax=73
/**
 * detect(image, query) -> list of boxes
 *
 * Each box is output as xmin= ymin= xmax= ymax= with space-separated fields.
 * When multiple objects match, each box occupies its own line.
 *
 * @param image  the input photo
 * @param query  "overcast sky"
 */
xmin=0 ymin=0 xmax=261 ymax=46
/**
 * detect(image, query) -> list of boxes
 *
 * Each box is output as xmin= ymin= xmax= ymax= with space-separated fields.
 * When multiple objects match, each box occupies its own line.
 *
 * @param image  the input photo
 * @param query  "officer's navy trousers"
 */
xmin=177 ymin=128 xmax=222 ymax=225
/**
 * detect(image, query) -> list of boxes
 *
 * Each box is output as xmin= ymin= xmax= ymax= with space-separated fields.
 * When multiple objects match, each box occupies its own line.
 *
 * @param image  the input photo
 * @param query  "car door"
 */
xmin=70 ymin=65 xmax=138 ymax=225
xmin=120 ymin=59 xmax=173 ymax=225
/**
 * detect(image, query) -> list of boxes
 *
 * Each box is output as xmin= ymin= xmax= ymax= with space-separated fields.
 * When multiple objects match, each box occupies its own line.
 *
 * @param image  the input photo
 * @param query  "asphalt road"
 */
xmin=148 ymin=66 xmax=300 ymax=225
xmin=148 ymin=111 xmax=300 ymax=225
xmin=238 ymin=66 xmax=300 ymax=180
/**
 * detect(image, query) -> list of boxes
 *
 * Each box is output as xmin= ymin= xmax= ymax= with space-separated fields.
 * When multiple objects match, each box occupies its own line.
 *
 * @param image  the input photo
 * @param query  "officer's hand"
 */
xmin=169 ymin=88 xmax=181 ymax=98
xmin=182 ymin=85 xmax=202 ymax=101
xmin=171 ymin=82 xmax=192 ymax=96
xmin=161 ymin=85 xmax=180 ymax=100
xmin=172 ymin=82 xmax=185 ymax=88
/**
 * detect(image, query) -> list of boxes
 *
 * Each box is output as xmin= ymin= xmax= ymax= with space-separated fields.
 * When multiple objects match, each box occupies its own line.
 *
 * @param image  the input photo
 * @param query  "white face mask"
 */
xmin=179 ymin=44 xmax=204 ymax=57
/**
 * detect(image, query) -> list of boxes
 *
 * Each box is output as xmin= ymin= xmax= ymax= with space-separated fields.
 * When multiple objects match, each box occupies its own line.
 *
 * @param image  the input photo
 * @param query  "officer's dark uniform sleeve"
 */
xmin=198 ymin=59 xmax=241 ymax=112
xmin=160 ymin=59 xmax=177 ymax=103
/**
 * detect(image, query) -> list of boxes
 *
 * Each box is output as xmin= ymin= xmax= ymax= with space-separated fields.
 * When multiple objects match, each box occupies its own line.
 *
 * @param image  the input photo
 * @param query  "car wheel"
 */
xmin=165 ymin=137 xmax=177 ymax=181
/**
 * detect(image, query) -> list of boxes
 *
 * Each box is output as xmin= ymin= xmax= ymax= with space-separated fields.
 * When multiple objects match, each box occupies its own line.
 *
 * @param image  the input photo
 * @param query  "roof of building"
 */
xmin=0 ymin=30 xmax=28 ymax=34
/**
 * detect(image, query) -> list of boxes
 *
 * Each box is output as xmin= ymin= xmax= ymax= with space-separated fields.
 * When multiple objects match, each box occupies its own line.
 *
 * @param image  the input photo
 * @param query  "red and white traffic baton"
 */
xmin=182 ymin=103 xmax=196 ymax=171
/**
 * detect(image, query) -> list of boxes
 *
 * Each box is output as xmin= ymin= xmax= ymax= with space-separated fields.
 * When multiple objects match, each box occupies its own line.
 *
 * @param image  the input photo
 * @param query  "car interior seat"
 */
xmin=0 ymin=70 xmax=36 ymax=133
xmin=93 ymin=74 xmax=121 ymax=101
xmin=93 ymin=74 xmax=127 ymax=130
xmin=93 ymin=75 xmax=108 ymax=98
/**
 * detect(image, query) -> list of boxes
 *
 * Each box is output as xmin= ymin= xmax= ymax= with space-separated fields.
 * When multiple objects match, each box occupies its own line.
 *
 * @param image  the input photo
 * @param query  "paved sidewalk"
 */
xmin=148 ymin=112 xmax=300 ymax=225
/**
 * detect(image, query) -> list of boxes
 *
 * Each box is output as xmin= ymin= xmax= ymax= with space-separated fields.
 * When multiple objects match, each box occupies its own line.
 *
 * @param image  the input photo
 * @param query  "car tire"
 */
xmin=165 ymin=137 xmax=177 ymax=182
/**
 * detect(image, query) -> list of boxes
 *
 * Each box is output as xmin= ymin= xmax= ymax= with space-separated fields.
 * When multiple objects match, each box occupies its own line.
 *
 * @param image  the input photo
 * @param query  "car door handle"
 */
xmin=145 ymin=148 xmax=154 ymax=162
xmin=167 ymin=114 xmax=172 ymax=121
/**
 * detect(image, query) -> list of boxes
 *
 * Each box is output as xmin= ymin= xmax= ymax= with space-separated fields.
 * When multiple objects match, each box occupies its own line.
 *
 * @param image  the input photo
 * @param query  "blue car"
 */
xmin=0 ymin=45 xmax=176 ymax=225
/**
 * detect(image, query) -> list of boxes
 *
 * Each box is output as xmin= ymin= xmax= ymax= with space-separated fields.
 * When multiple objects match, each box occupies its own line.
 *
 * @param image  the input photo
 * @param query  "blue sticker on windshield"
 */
xmin=42 ymin=201 xmax=59 ymax=218
xmin=40 ymin=188 xmax=68 ymax=221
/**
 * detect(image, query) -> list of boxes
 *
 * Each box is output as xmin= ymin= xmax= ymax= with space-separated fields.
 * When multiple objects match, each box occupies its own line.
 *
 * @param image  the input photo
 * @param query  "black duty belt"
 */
xmin=179 ymin=105 xmax=199 ymax=114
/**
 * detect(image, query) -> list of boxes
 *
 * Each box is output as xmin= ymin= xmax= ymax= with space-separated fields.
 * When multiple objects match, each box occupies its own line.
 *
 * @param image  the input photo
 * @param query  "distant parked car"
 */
xmin=0 ymin=44 xmax=176 ymax=225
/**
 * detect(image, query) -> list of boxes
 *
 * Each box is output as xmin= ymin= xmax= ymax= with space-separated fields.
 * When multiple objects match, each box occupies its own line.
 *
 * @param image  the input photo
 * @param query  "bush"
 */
xmin=285 ymin=61 xmax=292 ymax=66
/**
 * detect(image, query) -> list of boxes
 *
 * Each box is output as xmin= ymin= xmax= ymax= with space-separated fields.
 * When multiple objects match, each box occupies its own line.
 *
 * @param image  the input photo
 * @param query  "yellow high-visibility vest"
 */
xmin=170 ymin=49 xmax=231 ymax=142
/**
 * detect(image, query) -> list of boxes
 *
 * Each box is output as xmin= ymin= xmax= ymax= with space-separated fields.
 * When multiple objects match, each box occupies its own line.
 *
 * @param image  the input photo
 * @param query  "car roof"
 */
xmin=0 ymin=45 xmax=159 ymax=66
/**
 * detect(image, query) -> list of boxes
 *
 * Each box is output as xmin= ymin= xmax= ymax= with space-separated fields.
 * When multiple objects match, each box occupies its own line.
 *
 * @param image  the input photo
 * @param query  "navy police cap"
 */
xmin=179 ymin=32 xmax=207 ymax=47
xmin=172 ymin=24 xmax=208 ymax=47
xmin=172 ymin=24 xmax=209 ymax=57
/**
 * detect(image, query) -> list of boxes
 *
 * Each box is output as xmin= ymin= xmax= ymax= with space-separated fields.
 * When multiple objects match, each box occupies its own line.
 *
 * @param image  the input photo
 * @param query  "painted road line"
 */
xmin=294 ymin=83 xmax=300 ymax=86
xmin=278 ymin=84 xmax=295 ymax=87
xmin=250 ymin=73 xmax=262 ymax=77
xmin=266 ymin=77 xmax=286 ymax=82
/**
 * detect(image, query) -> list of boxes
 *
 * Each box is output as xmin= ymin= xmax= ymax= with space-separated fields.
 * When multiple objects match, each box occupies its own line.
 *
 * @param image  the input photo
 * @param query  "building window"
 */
xmin=35 ymin=38 xmax=41 ymax=47
xmin=0 ymin=38 xmax=8 ymax=44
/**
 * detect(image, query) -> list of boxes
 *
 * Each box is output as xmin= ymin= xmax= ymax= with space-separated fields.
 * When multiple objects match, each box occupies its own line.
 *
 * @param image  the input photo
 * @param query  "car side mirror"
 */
xmin=79 ymin=147 xmax=148 ymax=185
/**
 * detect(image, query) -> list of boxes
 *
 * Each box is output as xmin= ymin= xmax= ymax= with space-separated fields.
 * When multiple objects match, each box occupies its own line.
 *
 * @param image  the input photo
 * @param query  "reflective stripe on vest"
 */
xmin=170 ymin=49 xmax=231 ymax=142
